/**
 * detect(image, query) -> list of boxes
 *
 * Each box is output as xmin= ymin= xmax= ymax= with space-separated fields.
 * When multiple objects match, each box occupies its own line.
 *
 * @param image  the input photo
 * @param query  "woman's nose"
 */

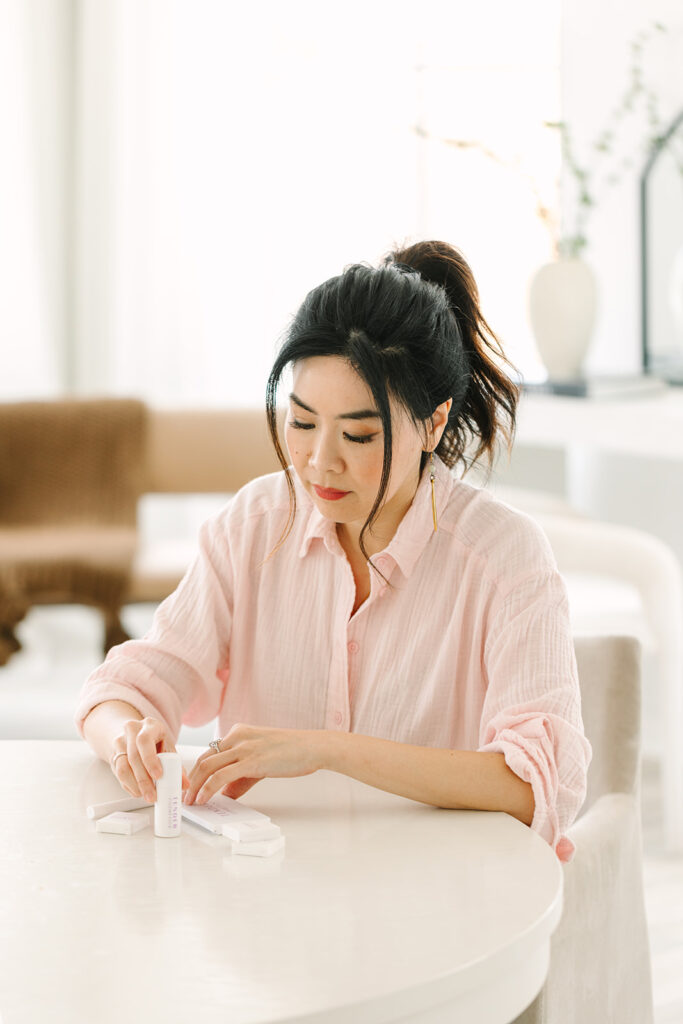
xmin=308 ymin=431 xmax=344 ymax=474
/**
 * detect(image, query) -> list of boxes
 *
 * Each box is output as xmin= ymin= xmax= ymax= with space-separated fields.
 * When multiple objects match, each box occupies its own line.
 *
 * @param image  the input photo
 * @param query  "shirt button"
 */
xmin=347 ymin=641 xmax=359 ymax=654
xmin=334 ymin=711 xmax=343 ymax=726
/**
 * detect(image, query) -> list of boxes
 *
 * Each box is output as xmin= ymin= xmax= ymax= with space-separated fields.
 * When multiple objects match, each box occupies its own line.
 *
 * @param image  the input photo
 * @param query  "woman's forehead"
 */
xmin=288 ymin=356 xmax=420 ymax=432
xmin=290 ymin=356 xmax=376 ymax=409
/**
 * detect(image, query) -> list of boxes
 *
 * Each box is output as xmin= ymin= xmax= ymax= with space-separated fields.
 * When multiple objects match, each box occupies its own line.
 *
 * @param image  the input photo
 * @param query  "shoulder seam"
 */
xmin=437 ymin=499 xmax=556 ymax=602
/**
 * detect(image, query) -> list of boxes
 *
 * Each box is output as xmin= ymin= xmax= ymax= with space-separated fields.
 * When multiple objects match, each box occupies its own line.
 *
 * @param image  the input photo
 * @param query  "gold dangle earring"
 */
xmin=429 ymin=451 xmax=438 ymax=532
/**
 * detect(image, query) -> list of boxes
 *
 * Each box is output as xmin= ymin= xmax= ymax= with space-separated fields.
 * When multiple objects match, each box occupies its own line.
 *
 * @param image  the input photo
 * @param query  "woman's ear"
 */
xmin=426 ymin=398 xmax=453 ymax=449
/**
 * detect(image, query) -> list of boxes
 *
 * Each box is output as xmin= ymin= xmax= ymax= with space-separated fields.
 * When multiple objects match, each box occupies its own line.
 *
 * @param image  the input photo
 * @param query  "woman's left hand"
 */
xmin=183 ymin=723 xmax=326 ymax=805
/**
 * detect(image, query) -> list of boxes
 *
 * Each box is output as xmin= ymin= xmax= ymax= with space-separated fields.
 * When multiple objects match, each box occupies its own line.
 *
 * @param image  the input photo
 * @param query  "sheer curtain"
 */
xmin=74 ymin=0 xmax=422 ymax=406
xmin=0 ymin=0 xmax=68 ymax=398
xmin=1 ymin=0 xmax=560 ymax=404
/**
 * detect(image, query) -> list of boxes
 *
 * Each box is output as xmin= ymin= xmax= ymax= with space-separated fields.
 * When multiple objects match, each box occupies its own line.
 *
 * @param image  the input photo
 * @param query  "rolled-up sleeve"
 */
xmin=73 ymin=508 xmax=234 ymax=742
xmin=478 ymin=568 xmax=592 ymax=863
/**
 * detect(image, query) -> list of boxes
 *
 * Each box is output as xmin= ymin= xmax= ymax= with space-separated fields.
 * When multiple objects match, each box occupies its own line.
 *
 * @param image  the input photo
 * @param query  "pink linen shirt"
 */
xmin=75 ymin=453 xmax=592 ymax=862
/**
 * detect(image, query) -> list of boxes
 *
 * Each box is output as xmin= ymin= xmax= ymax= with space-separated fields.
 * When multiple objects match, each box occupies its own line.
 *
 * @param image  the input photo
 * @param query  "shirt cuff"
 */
xmin=479 ymin=714 xmax=576 ymax=864
xmin=73 ymin=680 xmax=175 ymax=741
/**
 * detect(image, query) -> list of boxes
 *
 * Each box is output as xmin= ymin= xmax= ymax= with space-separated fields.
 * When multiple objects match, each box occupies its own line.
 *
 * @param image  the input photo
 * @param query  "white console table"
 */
xmin=515 ymin=386 xmax=683 ymax=462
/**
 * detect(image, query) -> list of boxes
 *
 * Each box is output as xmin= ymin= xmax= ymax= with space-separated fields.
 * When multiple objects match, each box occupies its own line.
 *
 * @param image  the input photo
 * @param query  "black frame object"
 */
xmin=640 ymin=108 xmax=683 ymax=385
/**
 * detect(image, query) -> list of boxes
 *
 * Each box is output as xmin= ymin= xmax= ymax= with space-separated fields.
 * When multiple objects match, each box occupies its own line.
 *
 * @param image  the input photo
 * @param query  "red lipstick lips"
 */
xmin=313 ymin=485 xmax=349 ymax=501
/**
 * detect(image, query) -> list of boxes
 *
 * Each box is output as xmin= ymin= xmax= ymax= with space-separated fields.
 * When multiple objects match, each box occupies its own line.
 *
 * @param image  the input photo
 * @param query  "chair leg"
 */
xmin=0 ymin=624 xmax=23 ymax=666
xmin=102 ymin=609 xmax=131 ymax=655
xmin=662 ymin=657 xmax=683 ymax=851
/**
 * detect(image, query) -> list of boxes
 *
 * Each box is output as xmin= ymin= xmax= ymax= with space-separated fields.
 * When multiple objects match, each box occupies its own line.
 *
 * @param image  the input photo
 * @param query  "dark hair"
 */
xmin=265 ymin=239 xmax=520 ymax=572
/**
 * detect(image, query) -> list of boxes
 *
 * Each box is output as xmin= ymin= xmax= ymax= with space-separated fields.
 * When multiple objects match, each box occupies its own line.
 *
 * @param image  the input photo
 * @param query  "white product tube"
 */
xmin=154 ymin=752 xmax=182 ymax=838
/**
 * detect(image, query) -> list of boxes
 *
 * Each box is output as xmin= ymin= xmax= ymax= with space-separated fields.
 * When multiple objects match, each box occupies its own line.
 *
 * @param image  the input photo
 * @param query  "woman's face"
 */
xmin=285 ymin=356 xmax=429 ymax=546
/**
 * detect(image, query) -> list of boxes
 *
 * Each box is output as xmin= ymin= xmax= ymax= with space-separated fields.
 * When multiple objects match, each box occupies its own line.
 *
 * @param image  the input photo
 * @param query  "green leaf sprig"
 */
xmin=545 ymin=20 xmax=677 ymax=258
xmin=415 ymin=20 xmax=683 ymax=261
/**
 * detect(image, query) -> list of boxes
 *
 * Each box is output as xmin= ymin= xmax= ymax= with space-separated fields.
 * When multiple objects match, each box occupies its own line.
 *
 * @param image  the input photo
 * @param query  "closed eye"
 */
xmin=288 ymin=420 xmax=377 ymax=444
xmin=344 ymin=433 xmax=376 ymax=444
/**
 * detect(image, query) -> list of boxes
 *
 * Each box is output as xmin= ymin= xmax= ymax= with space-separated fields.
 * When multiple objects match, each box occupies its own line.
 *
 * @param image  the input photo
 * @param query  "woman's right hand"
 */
xmin=110 ymin=717 xmax=188 ymax=803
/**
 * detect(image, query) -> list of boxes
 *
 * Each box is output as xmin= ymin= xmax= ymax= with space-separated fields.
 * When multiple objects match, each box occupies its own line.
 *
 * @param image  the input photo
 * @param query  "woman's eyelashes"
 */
xmin=287 ymin=419 xmax=377 ymax=444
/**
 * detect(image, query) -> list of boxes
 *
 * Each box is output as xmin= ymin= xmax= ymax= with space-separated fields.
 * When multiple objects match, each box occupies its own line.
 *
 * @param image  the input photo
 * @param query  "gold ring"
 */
xmin=110 ymin=750 xmax=128 ymax=770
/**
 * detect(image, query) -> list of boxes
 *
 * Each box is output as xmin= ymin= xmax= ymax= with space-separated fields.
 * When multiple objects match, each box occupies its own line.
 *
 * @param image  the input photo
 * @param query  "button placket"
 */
xmin=326 ymin=549 xmax=354 ymax=732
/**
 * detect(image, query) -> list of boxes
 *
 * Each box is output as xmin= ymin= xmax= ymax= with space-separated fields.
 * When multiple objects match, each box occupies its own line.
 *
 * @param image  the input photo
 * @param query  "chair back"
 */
xmin=145 ymin=408 xmax=285 ymax=493
xmin=573 ymin=634 xmax=642 ymax=815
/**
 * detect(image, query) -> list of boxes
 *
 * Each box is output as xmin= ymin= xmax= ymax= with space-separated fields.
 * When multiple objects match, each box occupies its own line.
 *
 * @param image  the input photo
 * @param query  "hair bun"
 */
xmin=388 ymin=259 xmax=420 ymax=277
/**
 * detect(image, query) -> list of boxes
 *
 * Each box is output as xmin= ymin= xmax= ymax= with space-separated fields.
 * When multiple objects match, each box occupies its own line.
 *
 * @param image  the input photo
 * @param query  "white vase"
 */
xmin=528 ymin=258 xmax=598 ymax=381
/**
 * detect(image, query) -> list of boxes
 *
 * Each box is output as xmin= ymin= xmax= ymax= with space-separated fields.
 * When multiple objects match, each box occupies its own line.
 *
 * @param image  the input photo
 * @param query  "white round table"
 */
xmin=0 ymin=741 xmax=562 ymax=1023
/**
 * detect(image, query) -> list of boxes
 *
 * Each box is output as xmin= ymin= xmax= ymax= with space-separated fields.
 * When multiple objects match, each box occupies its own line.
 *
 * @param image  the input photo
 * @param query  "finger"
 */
xmin=186 ymin=745 xmax=225 ymax=789
xmin=112 ymin=753 xmax=142 ymax=798
xmin=222 ymin=777 xmax=260 ymax=800
xmin=195 ymin=760 xmax=258 ymax=805
xmin=185 ymin=749 xmax=239 ymax=801
xmin=184 ymin=753 xmax=207 ymax=791
xmin=136 ymin=719 xmax=168 ymax=782
xmin=125 ymin=730 xmax=157 ymax=803
xmin=185 ymin=751 xmax=242 ymax=803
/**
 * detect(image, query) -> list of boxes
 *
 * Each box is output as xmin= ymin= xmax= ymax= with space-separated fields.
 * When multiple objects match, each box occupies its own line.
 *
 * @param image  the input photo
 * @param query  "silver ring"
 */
xmin=208 ymin=739 xmax=222 ymax=754
xmin=110 ymin=750 xmax=128 ymax=770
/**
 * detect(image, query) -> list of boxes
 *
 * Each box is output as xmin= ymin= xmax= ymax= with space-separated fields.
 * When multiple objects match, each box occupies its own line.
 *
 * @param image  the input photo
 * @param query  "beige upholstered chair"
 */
xmin=536 ymin=513 xmax=683 ymax=854
xmin=515 ymin=634 xmax=653 ymax=1023
xmin=127 ymin=408 xmax=283 ymax=603
xmin=488 ymin=483 xmax=683 ymax=853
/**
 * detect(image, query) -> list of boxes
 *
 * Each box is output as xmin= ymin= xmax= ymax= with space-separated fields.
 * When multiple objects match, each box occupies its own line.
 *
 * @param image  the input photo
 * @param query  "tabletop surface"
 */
xmin=0 ymin=741 xmax=563 ymax=1024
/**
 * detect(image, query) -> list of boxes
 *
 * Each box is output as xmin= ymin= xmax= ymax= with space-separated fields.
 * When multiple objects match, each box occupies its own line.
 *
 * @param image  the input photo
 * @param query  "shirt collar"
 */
xmin=297 ymin=479 xmax=340 ymax=559
xmin=297 ymin=453 xmax=454 ymax=576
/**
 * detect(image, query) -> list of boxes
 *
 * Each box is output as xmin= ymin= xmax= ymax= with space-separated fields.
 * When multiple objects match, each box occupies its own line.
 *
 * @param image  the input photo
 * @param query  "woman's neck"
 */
xmin=336 ymin=468 xmax=421 ymax=563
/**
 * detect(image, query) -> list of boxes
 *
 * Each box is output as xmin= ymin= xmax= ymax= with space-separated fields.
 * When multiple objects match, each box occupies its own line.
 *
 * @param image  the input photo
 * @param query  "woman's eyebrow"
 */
xmin=289 ymin=393 xmax=381 ymax=421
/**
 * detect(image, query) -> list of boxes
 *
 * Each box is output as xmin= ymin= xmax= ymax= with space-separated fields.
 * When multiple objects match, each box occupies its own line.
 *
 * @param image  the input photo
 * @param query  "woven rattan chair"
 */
xmin=0 ymin=398 xmax=147 ymax=663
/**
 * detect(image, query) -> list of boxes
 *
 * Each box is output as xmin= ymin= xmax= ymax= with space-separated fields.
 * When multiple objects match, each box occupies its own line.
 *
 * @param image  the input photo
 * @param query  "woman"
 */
xmin=75 ymin=239 xmax=591 ymax=862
